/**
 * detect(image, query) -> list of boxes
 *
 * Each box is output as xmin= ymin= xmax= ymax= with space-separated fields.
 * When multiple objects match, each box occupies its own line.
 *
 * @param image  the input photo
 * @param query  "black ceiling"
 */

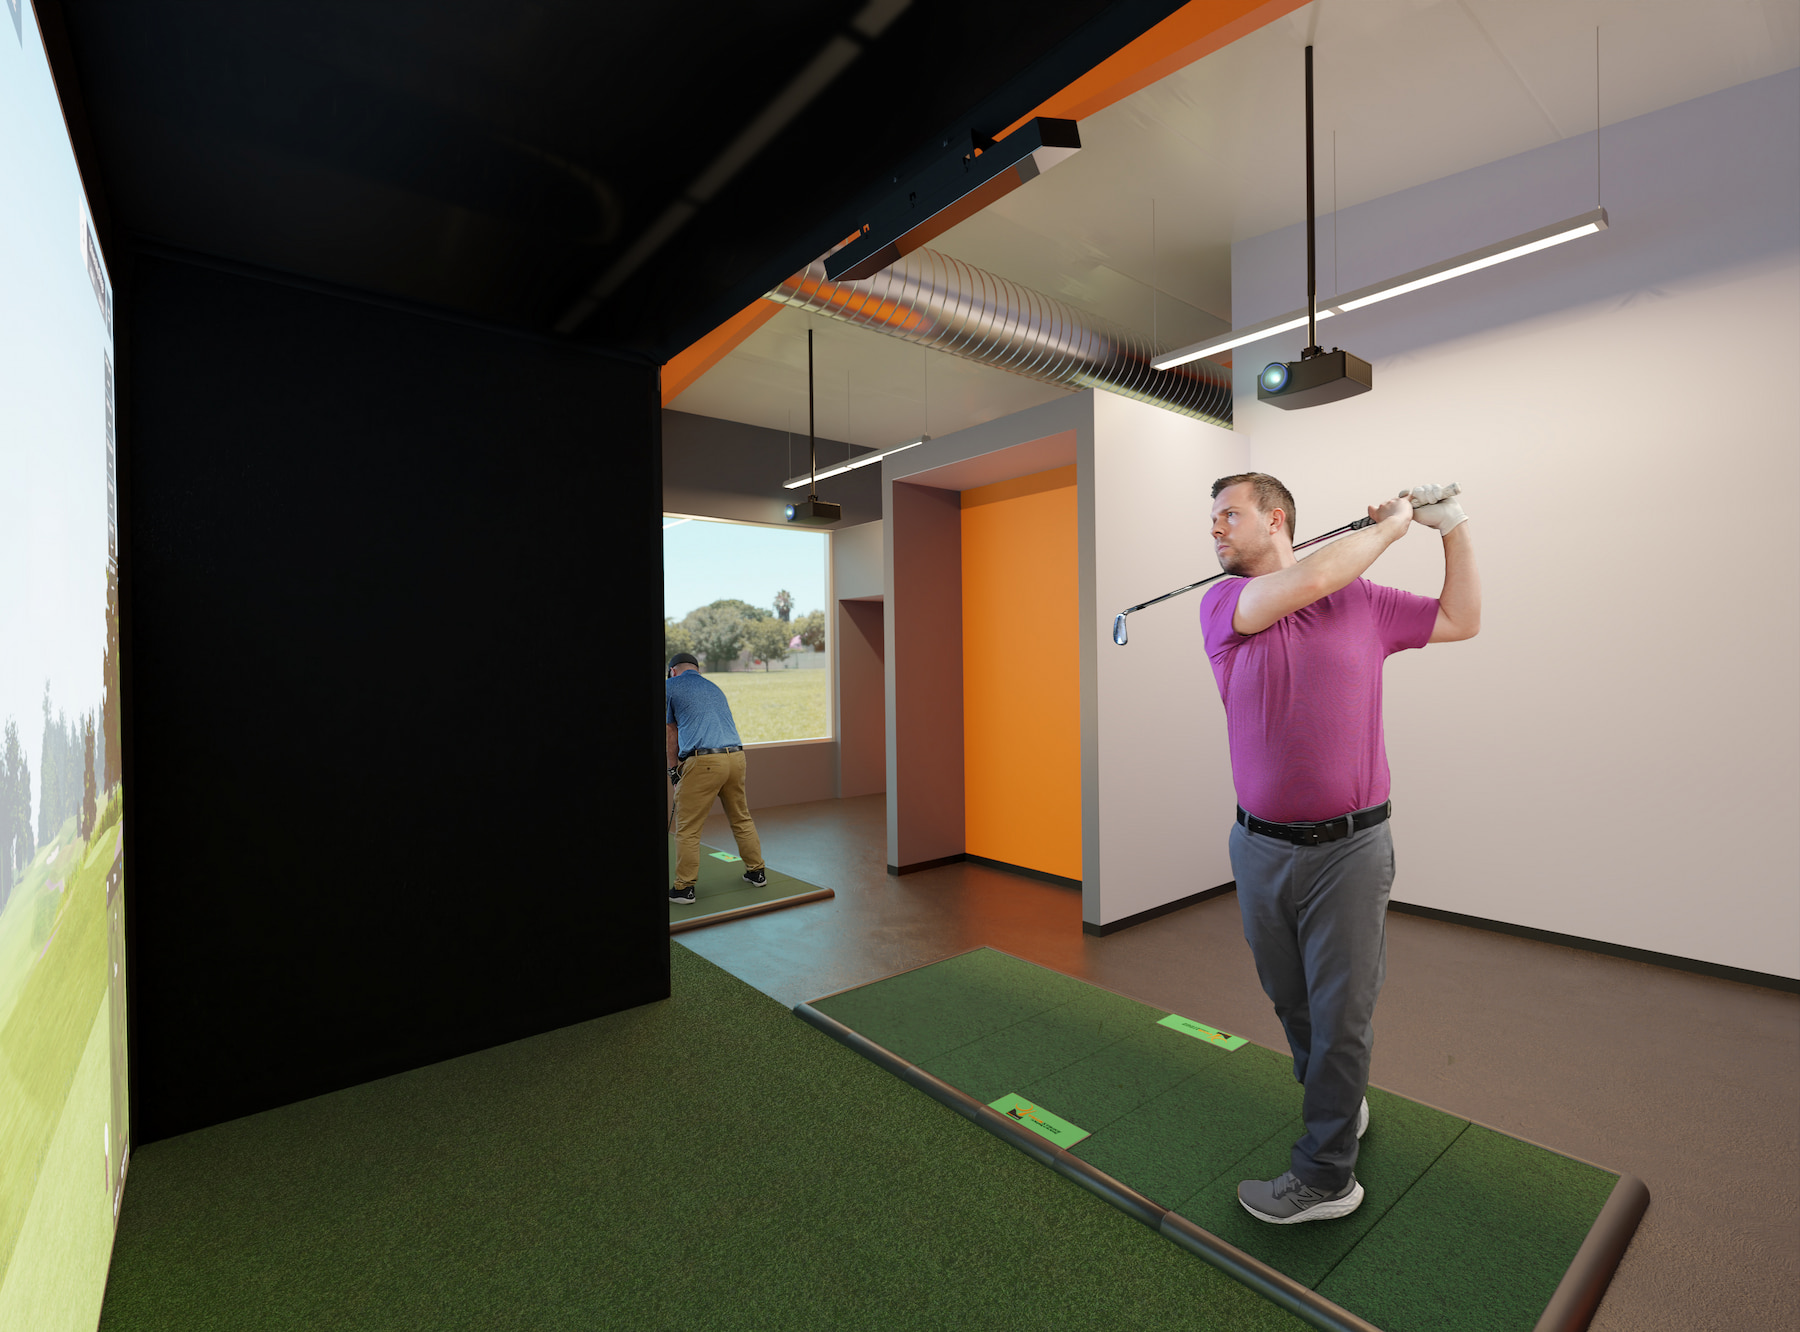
xmin=46 ymin=0 xmax=1188 ymax=363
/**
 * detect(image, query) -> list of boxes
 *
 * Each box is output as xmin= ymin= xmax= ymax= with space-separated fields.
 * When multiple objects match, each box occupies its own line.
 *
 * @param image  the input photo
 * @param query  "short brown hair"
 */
xmin=1211 ymin=472 xmax=1296 ymax=540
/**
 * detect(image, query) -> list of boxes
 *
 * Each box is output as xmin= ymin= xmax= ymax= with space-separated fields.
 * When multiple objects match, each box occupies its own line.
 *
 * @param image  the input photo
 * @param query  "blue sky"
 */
xmin=663 ymin=518 xmax=827 ymax=623
xmin=0 ymin=0 xmax=112 ymax=827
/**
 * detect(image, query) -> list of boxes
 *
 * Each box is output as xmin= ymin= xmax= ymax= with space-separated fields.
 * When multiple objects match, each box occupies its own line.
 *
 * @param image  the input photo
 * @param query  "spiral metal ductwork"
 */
xmin=769 ymin=247 xmax=1232 ymax=427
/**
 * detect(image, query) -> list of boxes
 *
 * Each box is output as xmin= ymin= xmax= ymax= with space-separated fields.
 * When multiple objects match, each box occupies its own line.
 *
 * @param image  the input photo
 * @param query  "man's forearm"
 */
xmin=666 ymin=725 xmax=680 ymax=768
xmin=1294 ymin=515 xmax=1410 ymax=598
xmin=1233 ymin=504 xmax=1412 ymax=635
xmin=1438 ymin=523 xmax=1480 ymax=633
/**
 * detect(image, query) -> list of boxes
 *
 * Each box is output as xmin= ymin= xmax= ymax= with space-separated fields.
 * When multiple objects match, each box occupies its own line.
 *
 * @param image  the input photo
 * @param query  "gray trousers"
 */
xmin=1230 ymin=811 xmax=1395 ymax=1190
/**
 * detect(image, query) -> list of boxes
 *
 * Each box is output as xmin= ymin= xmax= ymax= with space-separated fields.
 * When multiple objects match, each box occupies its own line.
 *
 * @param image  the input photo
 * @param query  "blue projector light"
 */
xmin=1259 ymin=362 xmax=1290 ymax=392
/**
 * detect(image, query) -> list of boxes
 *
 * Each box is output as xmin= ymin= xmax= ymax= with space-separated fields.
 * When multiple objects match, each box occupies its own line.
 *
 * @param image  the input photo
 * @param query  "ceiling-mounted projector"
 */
xmin=1257 ymin=349 xmax=1371 ymax=409
xmin=785 ymin=496 xmax=841 ymax=525
xmin=785 ymin=327 xmax=841 ymax=526
xmin=1258 ymin=46 xmax=1370 ymax=412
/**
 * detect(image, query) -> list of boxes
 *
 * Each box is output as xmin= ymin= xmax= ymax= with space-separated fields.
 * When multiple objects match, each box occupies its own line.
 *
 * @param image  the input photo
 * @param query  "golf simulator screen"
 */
xmin=0 ymin=2 xmax=130 ymax=1325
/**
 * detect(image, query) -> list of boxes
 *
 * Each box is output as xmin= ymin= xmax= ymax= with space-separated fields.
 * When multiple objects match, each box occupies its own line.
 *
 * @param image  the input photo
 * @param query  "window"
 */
xmin=663 ymin=516 xmax=830 ymax=744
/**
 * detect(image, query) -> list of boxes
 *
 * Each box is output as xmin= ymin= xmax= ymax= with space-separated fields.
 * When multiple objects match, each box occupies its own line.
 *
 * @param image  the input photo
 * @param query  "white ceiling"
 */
xmin=669 ymin=0 xmax=1798 ymax=449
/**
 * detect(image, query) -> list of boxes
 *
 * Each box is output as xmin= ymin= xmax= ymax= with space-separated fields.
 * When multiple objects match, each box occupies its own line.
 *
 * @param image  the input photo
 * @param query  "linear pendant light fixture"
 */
xmin=1153 ymin=206 xmax=1609 ymax=372
xmin=781 ymin=434 xmax=930 ymax=489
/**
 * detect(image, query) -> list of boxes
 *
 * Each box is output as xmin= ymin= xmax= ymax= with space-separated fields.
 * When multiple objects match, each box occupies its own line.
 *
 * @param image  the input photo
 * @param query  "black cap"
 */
xmin=667 ymin=652 xmax=700 ymax=671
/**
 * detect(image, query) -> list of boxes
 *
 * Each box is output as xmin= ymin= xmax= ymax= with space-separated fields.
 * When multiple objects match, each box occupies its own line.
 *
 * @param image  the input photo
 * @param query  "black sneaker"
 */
xmin=668 ymin=884 xmax=696 ymax=904
xmin=742 ymin=867 xmax=767 ymax=887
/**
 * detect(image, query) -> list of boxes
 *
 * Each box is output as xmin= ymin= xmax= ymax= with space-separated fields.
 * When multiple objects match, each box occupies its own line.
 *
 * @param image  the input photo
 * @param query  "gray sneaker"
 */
xmin=1238 ymin=1171 xmax=1364 ymax=1224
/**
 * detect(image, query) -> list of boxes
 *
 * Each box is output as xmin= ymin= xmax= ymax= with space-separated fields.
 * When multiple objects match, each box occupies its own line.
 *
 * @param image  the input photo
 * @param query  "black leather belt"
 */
xmin=1237 ymin=800 xmax=1391 ymax=847
xmin=682 ymin=745 xmax=743 ymax=758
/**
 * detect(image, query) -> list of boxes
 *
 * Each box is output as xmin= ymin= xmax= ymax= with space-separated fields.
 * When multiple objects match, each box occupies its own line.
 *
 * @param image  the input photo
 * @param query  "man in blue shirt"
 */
xmin=665 ymin=652 xmax=767 ymax=904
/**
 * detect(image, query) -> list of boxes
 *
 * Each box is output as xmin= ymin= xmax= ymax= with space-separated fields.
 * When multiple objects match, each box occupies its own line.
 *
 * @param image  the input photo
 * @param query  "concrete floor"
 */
xmin=687 ymin=793 xmax=1800 ymax=1332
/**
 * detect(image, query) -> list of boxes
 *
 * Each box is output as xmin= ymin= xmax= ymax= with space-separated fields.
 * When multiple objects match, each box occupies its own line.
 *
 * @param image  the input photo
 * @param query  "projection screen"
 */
xmin=0 ymin=2 xmax=129 ymax=1326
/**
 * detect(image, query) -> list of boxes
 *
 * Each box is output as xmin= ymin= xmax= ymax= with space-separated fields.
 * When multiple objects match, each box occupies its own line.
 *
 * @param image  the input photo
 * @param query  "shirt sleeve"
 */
xmin=1200 ymin=578 xmax=1252 ymax=664
xmin=1363 ymin=578 xmax=1439 ymax=655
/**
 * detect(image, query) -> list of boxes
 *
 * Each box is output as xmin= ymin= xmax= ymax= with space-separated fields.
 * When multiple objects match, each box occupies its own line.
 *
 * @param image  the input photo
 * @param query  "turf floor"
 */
xmin=810 ymin=947 xmax=1619 ymax=1332
xmin=666 ymin=835 xmax=830 ymax=928
xmin=96 ymin=943 xmax=1311 ymax=1332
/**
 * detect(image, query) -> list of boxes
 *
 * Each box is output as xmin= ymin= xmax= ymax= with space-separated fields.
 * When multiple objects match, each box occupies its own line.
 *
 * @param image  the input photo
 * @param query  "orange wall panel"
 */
xmin=961 ymin=465 xmax=1080 ymax=881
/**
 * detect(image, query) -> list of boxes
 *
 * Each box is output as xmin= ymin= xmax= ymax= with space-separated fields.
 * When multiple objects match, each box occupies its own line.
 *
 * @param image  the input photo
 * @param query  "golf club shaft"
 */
xmin=1112 ymin=515 xmax=1374 ymax=644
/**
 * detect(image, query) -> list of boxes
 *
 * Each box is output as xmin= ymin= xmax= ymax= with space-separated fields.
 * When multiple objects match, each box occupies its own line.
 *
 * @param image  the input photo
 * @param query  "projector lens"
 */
xmin=785 ymin=504 xmax=796 ymax=520
xmin=1260 ymin=362 xmax=1290 ymax=392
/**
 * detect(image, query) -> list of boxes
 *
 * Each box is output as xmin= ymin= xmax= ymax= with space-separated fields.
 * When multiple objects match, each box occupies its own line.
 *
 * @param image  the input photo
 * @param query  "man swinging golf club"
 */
xmin=1200 ymin=473 xmax=1480 ymax=1224
xmin=666 ymin=652 xmax=768 ymax=904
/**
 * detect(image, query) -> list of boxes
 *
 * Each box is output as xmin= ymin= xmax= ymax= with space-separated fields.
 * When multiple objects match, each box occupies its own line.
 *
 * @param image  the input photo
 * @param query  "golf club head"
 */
xmin=1112 ymin=613 xmax=1129 ymax=646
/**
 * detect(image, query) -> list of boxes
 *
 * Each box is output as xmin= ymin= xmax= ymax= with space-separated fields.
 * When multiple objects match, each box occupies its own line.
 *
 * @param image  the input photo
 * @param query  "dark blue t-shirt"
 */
xmin=665 ymin=671 xmax=743 ymax=757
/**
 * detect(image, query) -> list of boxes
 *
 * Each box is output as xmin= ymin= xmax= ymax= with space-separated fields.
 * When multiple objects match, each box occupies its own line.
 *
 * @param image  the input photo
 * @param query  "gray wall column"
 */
xmin=885 ymin=480 xmax=963 ymax=870
xmin=838 ymin=600 xmax=886 ymax=798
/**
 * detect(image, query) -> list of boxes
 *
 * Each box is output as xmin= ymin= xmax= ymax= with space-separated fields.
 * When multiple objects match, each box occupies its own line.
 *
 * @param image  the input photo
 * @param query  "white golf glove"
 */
xmin=1402 ymin=482 xmax=1466 ymax=535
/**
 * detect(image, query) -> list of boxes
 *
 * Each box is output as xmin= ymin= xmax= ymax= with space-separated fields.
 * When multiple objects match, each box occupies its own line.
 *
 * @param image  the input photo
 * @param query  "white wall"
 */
xmin=1232 ymin=71 xmax=1799 ymax=978
xmin=833 ymin=520 xmax=883 ymax=598
xmin=1084 ymin=392 xmax=1249 ymax=926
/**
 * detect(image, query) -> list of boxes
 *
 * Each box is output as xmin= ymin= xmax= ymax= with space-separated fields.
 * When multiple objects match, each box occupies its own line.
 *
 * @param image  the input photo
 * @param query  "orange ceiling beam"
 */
xmin=661 ymin=0 xmax=1305 ymax=396
xmin=998 ymin=0 xmax=1311 ymax=137
xmin=660 ymin=297 xmax=783 ymax=406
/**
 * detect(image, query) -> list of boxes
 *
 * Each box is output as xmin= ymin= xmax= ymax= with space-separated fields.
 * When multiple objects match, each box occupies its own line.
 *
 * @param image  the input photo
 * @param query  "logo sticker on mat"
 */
xmin=1158 ymin=1014 xmax=1247 ymax=1051
xmin=987 ymin=1094 xmax=1090 ymax=1147
xmin=708 ymin=852 xmax=741 ymax=862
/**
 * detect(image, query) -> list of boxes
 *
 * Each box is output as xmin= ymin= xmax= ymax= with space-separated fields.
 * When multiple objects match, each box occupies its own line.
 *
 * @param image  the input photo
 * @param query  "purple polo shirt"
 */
xmin=1200 ymin=576 xmax=1438 ymax=824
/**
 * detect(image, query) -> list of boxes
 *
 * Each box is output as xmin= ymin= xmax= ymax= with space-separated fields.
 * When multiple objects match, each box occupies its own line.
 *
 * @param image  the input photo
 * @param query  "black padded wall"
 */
xmin=121 ymin=253 xmax=666 ymax=1143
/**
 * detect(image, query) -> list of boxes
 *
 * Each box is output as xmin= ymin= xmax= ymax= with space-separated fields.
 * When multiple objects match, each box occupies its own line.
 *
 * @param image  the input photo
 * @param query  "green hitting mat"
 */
xmin=667 ymin=836 xmax=834 ymax=934
xmin=797 ymin=948 xmax=1647 ymax=1332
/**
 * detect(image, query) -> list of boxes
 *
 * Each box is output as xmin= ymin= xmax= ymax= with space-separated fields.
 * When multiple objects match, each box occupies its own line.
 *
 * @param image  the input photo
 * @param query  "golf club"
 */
xmin=1111 ymin=516 xmax=1375 ymax=646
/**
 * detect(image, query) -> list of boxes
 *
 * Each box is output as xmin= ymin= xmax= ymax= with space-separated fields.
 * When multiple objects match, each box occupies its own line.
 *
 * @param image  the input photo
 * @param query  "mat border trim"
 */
xmin=669 ymin=888 xmax=833 ymax=934
xmin=794 ymin=945 xmax=1650 ymax=1332
xmin=1534 ymin=1172 xmax=1649 ymax=1331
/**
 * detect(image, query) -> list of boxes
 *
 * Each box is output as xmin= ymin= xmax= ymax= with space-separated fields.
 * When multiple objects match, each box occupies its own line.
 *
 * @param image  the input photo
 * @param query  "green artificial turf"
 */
xmin=811 ymin=947 xmax=1620 ymax=1332
xmin=1174 ymin=1082 xmax=1469 ymax=1289
xmin=97 ymin=943 xmax=1308 ymax=1332
xmin=1316 ymin=1126 xmax=1618 ymax=1332
xmin=666 ymin=836 xmax=827 ymax=926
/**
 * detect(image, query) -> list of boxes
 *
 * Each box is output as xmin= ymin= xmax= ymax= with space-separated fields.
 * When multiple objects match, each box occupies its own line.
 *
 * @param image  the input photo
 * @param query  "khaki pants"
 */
xmin=672 ymin=750 xmax=765 ymax=889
